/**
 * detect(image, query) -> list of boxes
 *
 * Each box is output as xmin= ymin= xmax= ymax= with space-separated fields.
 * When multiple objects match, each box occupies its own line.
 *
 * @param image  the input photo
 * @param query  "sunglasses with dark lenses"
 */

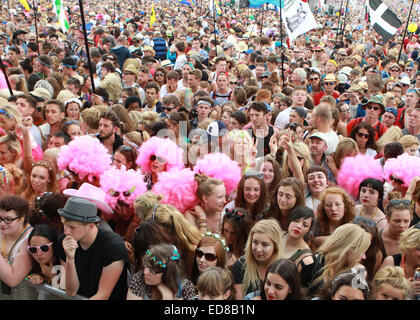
xmin=405 ymin=69 xmax=413 ymax=72
xmin=27 ymin=242 xmax=53 ymax=254
xmin=390 ymin=69 xmax=399 ymax=72
xmin=325 ymin=82 xmax=335 ymax=85
xmin=390 ymin=176 xmax=404 ymax=185
xmin=109 ymin=189 xmax=133 ymax=197
xmin=195 ymin=249 xmax=217 ymax=261
xmin=366 ymin=105 xmax=380 ymax=111
xmin=155 ymin=73 xmax=164 ymax=77
xmin=357 ymin=132 xmax=370 ymax=139
xmin=150 ymin=155 xmax=167 ymax=163
xmin=225 ymin=209 xmax=245 ymax=221
xmin=164 ymin=106 xmax=175 ymax=111
xmin=309 ymin=77 xmax=319 ymax=81
xmin=353 ymin=216 xmax=376 ymax=228
xmin=389 ymin=199 xmax=411 ymax=206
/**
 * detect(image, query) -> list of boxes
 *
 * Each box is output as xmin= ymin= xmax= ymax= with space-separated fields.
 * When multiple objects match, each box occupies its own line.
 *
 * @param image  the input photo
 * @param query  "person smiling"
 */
xmin=305 ymin=166 xmax=328 ymax=215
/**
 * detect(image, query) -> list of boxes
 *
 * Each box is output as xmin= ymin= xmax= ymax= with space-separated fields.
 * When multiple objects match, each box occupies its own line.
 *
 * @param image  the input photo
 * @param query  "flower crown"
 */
xmin=145 ymin=247 xmax=181 ymax=269
xmin=202 ymin=231 xmax=229 ymax=252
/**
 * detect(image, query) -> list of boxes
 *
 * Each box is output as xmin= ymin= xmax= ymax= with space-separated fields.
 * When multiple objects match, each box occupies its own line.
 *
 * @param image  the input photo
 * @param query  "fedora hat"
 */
xmin=63 ymin=183 xmax=114 ymax=215
xmin=58 ymin=197 xmax=101 ymax=223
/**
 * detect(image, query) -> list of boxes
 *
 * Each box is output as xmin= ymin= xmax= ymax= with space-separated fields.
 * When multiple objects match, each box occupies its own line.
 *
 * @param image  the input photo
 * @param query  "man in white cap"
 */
xmin=308 ymin=132 xmax=336 ymax=184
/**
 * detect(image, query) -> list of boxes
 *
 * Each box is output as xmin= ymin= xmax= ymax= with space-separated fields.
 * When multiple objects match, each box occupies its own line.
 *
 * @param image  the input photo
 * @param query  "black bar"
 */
xmin=397 ymin=0 xmax=414 ymax=63
xmin=32 ymin=0 xmax=40 ymax=55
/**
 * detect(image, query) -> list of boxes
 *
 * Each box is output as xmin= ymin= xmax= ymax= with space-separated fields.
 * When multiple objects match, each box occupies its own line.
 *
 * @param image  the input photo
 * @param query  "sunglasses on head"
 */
xmin=366 ymin=105 xmax=380 ymax=111
xmin=195 ymin=248 xmax=217 ymax=261
xmin=389 ymin=199 xmax=411 ymax=206
xmin=390 ymin=176 xmax=404 ymax=185
xmin=150 ymin=154 xmax=167 ymax=163
xmin=64 ymin=120 xmax=79 ymax=126
xmin=225 ymin=209 xmax=245 ymax=222
xmin=244 ymin=170 xmax=264 ymax=180
xmin=27 ymin=242 xmax=53 ymax=255
xmin=353 ymin=216 xmax=376 ymax=228
xmin=357 ymin=132 xmax=370 ymax=139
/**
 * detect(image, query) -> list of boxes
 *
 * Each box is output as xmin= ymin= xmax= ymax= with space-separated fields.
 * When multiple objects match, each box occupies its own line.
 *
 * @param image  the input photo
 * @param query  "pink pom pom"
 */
xmin=136 ymin=136 xmax=184 ymax=174
xmin=57 ymin=135 xmax=111 ymax=182
xmin=152 ymin=168 xmax=199 ymax=213
xmin=100 ymin=166 xmax=148 ymax=209
xmin=337 ymin=154 xmax=383 ymax=199
xmin=193 ymin=152 xmax=242 ymax=195
xmin=383 ymin=153 xmax=420 ymax=188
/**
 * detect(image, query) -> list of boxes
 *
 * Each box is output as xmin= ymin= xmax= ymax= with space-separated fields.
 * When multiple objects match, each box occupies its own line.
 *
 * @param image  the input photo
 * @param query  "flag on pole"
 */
xmin=178 ymin=0 xmax=196 ymax=5
xmin=18 ymin=0 xmax=30 ymax=11
xmin=248 ymin=0 xmax=283 ymax=7
xmin=53 ymin=0 xmax=69 ymax=33
xmin=150 ymin=4 xmax=156 ymax=28
xmin=281 ymin=0 xmax=319 ymax=41
xmin=366 ymin=0 xmax=402 ymax=43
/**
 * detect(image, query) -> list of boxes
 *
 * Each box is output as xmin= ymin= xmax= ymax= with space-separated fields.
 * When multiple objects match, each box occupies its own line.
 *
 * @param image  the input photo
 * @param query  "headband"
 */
xmin=328 ymin=59 xmax=337 ymax=67
xmin=145 ymin=246 xmax=181 ymax=269
xmin=65 ymin=98 xmax=82 ymax=108
xmin=37 ymin=58 xmax=51 ymax=68
xmin=62 ymin=63 xmax=76 ymax=69
xmin=202 ymin=231 xmax=229 ymax=252
xmin=0 ymin=109 xmax=13 ymax=119
xmin=196 ymin=100 xmax=212 ymax=107
xmin=183 ymin=62 xmax=195 ymax=70
xmin=123 ymin=136 xmax=139 ymax=150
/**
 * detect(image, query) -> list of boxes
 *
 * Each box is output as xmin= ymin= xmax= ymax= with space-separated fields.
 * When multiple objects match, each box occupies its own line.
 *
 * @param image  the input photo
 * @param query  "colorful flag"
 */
xmin=178 ymin=0 xmax=196 ymax=5
xmin=18 ymin=0 xmax=30 ymax=11
xmin=248 ymin=0 xmax=283 ymax=7
xmin=53 ymin=0 xmax=69 ymax=33
xmin=150 ymin=4 xmax=156 ymax=28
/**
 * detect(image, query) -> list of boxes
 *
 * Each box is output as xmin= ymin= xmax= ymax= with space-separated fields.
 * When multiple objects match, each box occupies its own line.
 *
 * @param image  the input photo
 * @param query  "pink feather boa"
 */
xmin=337 ymin=154 xmax=384 ymax=199
xmin=57 ymin=135 xmax=111 ymax=182
xmin=383 ymin=153 xmax=420 ymax=188
xmin=136 ymin=136 xmax=184 ymax=174
xmin=99 ymin=165 xmax=148 ymax=210
xmin=152 ymin=168 xmax=199 ymax=213
xmin=193 ymin=152 xmax=242 ymax=196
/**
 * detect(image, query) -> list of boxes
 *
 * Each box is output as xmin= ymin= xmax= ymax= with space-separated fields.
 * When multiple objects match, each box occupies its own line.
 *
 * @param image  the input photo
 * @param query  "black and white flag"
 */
xmin=367 ymin=0 xmax=402 ymax=43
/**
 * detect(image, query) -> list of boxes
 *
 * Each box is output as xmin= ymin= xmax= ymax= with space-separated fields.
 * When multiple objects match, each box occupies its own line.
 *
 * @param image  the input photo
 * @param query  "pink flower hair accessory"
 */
xmin=193 ymin=152 xmax=241 ymax=196
xmin=100 ymin=165 xmax=148 ymax=210
xmin=136 ymin=136 xmax=184 ymax=174
xmin=152 ymin=168 xmax=199 ymax=213
xmin=337 ymin=154 xmax=383 ymax=199
xmin=57 ymin=135 xmax=111 ymax=182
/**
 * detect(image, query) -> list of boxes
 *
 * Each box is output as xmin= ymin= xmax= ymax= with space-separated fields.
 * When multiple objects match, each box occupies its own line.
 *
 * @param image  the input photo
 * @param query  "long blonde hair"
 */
xmin=376 ymin=126 xmax=402 ymax=153
xmin=242 ymin=219 xmax=284 ymax=296
xmin=315 ymin=223 xmax=370 ymax=286
xmin=282 ymin=141 xmax=311 ymax=178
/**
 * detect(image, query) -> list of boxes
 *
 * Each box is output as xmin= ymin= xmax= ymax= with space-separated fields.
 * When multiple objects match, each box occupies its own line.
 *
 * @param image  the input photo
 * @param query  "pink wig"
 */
xmin=337 ymin=154 xmax=383 ymax=199
xmin=193 ymin=152 xmax=242 ymax=196
xmin=57 ymin=135 xmax=111 ymax=182
xmin=383 ymin=153 xmax=420 ymax=188
xmin=152 ymin=168 xmax=199 ymax=213
xmin=136 ymin=136 xmax=184 ymax=174
xmin=99 ymin=166 xmax=147 ymax=209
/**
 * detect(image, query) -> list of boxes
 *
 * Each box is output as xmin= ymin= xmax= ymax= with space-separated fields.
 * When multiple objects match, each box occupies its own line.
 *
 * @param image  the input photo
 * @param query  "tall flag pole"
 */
xmin=32 ymin=0 xmax=40 ymax=55
xmin=397 ymin=0 xmax=414 ymax=63
xmin=78 ymin=0 xmax=95 ymax=94
xmin=279 ymin=0 xmax=284 ymax=87
xmin=210 ymin=0 xmax=218 ymax=55
xmin=341 ymin=0 xmax=349 ymax=43
xmin=335 ymin=0 xmax=344 ymax=43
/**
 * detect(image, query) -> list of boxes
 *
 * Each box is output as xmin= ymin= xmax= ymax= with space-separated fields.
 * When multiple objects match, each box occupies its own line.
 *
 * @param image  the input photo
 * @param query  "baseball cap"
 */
xmin=30 ymin=88 xmax=51 ymax=101
xmin=207 ymin=120 xmax=228 ymax=141
xmin=309 ymin=132 xmax=328 ymax=144
xmin=384 ymin=107 xmax=397 ymax=118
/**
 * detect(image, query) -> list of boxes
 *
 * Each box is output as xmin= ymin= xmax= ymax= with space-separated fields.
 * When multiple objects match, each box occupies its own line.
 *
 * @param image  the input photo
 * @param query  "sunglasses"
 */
xmin=155 ymin=73 xmax=164 ymax=77
xmin=27 ymin=242 xmax=53 ymax=255
xmin=150 ymin=154 xmax=167 ymax=163
xmin=109 ymin=189 xmax=133 ymax=197
xmin=164 ymin=106 xmax=175 ymax=111
xmin=324 ymin=81 xmax=336 ymax=86
xmin=309 ymin=78 xmax=319 ymax=81
xmin=357 ymin=132 xmax=370 ymax=139
xmin=366 ymin=105 xmax=380 ymax=111
xmin=225 ymin=209 xmax=245 ymax=222
xmin=390 ymin=176 xmax=404 ymax=185
xmin=389 ymin=199 xmax=411 ymax=206
xmin=390 ymin=69 xmax=399 ymax=72
xmin=405 ymin=68 xmax=413 ymax=72
xmin=353 ymin=216 xmax=376 ymax=228
xmin=195 ymin=248 xmax=217 ymax=261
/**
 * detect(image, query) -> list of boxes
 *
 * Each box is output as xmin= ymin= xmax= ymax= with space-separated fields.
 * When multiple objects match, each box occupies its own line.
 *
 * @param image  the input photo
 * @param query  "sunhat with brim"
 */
xmin=63 ymin=183 xmax=114 ymax=215
xmin=362 ymin=95 xmax=385 ymax=113
xmin=160 ymin=60 xmax=173 ymax=68
xmin=58 ymin=197 xmax=101 ymax=223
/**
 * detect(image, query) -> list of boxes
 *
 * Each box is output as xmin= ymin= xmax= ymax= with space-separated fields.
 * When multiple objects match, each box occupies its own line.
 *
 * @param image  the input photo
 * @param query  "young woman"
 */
xmin=229 ymin=130 xmax=257 ymax=174
xmin=127 ymin=244 xmax=196 ymax=300
xmin=311 ymin=187 xmax=356 ymax=250
xmin=381 ymin=198 xmax=412 ymax=257
xmin=112 ymin=145 xmax=138 ymax=170
xmin=64 ymin=98 xmax=82 ymax=121
xmin=61 ymin=120 xmax=83 ymax=140
xmin=283 ymin=206 xmax=314 ymax=267
xmin=309 ymin=223 xmax=371 ymax=297
xmin=197 ymin=266 xmax=234 ymax=300
xmin=153 ymin=67 xmax=167 ymax=88
xmin=332 ymin=138 xmax=359 ymax=176
xmin=221 ymin=207 xmax=253 ymax=268
xmin=0 ymin=196 xmax=33 ymax=288
xmin=20 ymin=161 xmax=59 ymax=206
xmin=355 ymin=178 xmax=387 ymax=232
xmin=224 ymin=170 xmax=268 ymax=223
xmin=266 ymin=177 xmax=305 ymax=231
xmin=191 ymin=232 xmax=229 ymax=285
xmin=373 ymin=266 xmax=412 ymax=300
xmin=26 ymin=224 xmax=61 ymax=287
xmin=259 ymin=155 xmax=282 ymax=197
xmin=247 ymin=259 xmax=305 ymax=300
xmin=349 ymin=122 xmax=377 ymax=157
xmin=0 ymin=133 xmax=22 ymax=167
xmin=305 ymin=166 xmax=328 ymax=215
xmin=232 ymin=219 xmax=284 ymax=300
xmin=317 ymin=270 xmax=371 ymax=300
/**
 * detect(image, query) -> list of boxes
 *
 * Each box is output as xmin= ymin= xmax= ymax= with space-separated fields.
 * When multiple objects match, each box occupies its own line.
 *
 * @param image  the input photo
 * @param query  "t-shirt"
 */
xmin=57 ymin=228 xmax=129 ymax=300
xmin=250 ymin=125 xmax=275 ymax=157
xmin=232 ymin=256 xmax=262 ymax=297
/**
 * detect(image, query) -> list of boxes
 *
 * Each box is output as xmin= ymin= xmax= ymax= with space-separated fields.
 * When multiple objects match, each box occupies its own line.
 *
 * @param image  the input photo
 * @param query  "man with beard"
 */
xmin=96 ymin=111 xmax=123 ymax=155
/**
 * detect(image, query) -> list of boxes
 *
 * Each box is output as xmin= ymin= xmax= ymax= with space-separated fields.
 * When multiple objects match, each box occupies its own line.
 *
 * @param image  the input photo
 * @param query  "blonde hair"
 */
xmin=0 ymin=133 xmax=21 ymax=162
xmin=0 ymin=104 xmax=22 ymax=130
xmin=99 ymin=72 xmax=122 ymax=103
xmin=125 ymin=131 xmax=149 ymax=149
xmin=376 ymin=126 xmax=403 ymax=152
xmin=399 ymin=227 xmax=420 ymax=256
xmin=9 ymin=74 xmax=28 ymax=93
xmin=315 ymin=223 xmax=370 ymax=285
xmin=374 ymin=266 xmax=411 ymax=299
xmin=242 ymin=219 xmax=284 ymax=296
xmin=333 ymin=138 xmax=359 ymax=169
xmin=133 ymin=191 xmax=163 ymax=222
xmin=399 ymin=135 xmax=419 ymax=149
xmin=138 ymin=111 xmax=159 ymax=126
xmin=128 ymin=110 xmax=143 ymax=128
xmin=197 ymin=266 xmax=234 ymax=299
xmin=81 ymin=107 xmax=101 ymax=130
xmin=282 ymin=142 xmax=311 ymax=178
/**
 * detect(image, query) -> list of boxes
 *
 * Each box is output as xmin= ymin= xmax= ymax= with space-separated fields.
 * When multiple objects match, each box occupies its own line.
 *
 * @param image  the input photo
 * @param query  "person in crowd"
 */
xmin=259 ymin=155 xmax=282 ymax=198
xmin=305 ymin=166 xmax=328 ymax=214
xmin=197 ymin=266 xmax=234 ymax=300
xmin=373 ymin=266 xmax=412 ymax=300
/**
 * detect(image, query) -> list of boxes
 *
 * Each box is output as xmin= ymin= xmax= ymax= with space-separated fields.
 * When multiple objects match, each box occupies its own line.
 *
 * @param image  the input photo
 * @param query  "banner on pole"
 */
xmin=281 ymin=0 xmax=319 ymax=41
xmin=53 ymin=0 xmax=69 ymax=33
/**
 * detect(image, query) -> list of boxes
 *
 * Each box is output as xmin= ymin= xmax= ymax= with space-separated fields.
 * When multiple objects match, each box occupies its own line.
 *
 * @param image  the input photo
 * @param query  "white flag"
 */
xmin=53 ymin=0 xmax=70 ymax=33
xmin=281 ymin=0 xmax=319 ymax=42
xmin=209 ymin=0 xmax=214 ymax=16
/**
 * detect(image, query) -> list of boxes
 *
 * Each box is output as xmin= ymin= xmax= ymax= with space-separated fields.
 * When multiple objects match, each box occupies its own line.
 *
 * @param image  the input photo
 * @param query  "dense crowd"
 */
xmin=0 ymin=0 xmax=418 ymax=301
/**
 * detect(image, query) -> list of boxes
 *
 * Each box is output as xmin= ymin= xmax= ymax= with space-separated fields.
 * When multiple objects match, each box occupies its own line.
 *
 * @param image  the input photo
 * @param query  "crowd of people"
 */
xmin=0 ymin=0 xmax=418 ymax=301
